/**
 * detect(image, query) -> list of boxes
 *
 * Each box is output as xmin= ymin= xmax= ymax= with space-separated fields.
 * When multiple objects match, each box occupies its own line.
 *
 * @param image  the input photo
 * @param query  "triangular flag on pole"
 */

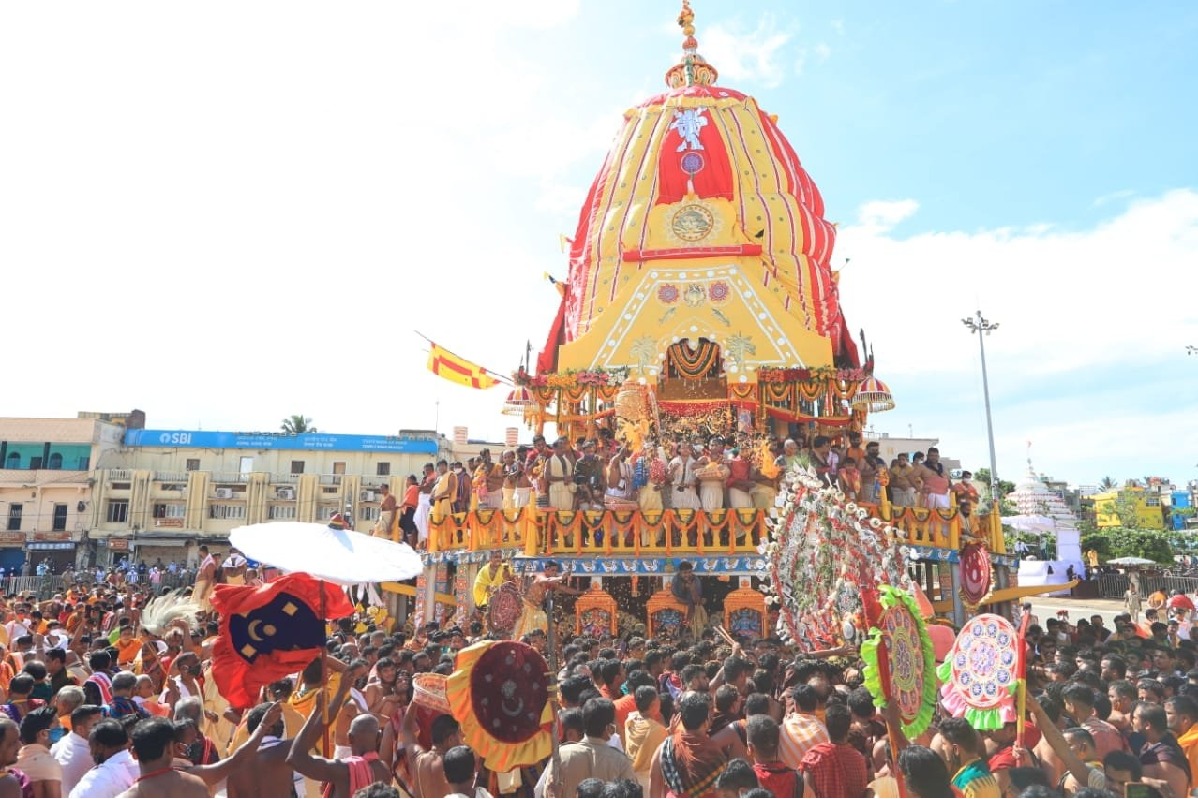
xmin=427 ymin=343 xmax=501 ymax=390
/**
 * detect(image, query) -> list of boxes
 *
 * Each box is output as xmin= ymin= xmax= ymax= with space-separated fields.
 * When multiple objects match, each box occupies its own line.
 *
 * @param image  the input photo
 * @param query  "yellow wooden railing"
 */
xmin=426 ymin=500 xmax=1004 ymax=557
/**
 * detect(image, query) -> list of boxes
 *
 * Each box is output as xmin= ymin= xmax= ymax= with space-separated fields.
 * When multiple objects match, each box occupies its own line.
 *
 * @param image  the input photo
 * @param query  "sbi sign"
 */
xmin=124 ymin=429 xmax=438 ymax=454
xmin=158 ymin=432 xmax=193 ymax=445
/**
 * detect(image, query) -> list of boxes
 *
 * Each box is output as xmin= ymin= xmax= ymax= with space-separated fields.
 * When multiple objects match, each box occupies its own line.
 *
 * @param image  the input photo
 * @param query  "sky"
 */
xmin=2 ymin=1 xmax=1196 ymax=489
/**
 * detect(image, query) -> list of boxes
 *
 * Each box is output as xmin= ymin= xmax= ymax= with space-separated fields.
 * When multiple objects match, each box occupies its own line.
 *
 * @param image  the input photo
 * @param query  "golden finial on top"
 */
xmin=666 ymin=0 xmax=718 ymax=89
xmin=679 ymin=0 xmax=696 ymax=37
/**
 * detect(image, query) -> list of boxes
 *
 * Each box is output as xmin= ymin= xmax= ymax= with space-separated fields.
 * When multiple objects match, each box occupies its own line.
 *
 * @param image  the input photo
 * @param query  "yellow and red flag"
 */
xmin=427 ymin=343 xmax=500 ymax=390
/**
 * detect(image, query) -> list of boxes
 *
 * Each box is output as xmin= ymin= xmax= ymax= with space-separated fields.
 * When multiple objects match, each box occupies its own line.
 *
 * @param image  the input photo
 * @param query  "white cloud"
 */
xmin=837 ymin=190 xmax=1198 ymax=483
xmin=702 ymin=14 xmax=793 ymax=88
xmin=857 ymin=199 xmax=921 ymax=230
xmin=1093 ymin=189 xmax=1136 ymax=207
xmin=814 ymin=42 xmax=833 ymax=62
xmin=840 ymin=190 xmax=1198 ymax=377
xmin=830 ymin=19 xmax=846 ymax=35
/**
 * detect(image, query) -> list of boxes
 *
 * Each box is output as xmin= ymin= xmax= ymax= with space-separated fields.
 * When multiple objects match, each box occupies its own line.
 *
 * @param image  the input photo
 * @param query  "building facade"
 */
xmin=0 ymin=414 xmax=133 ymax=572
xmin=91 ymin=428 xmax=452 ymax=567
xmin=1089 ymin=484 xmax=1167 ymax=530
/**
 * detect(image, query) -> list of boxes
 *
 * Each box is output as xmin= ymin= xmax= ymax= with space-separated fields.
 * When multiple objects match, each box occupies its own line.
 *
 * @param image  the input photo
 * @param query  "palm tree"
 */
xmin=1099 ymin=476 xmax=1117 ymax=490
xmin=281 ymin=415 xmax=317 ymax=435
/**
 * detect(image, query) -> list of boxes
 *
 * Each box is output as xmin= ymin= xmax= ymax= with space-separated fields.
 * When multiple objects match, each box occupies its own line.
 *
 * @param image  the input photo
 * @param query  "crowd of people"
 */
xmin=377 ymin=429 xmax=979 ymax=549
xmin=1 ymin=554 xmax=1195 ymax=798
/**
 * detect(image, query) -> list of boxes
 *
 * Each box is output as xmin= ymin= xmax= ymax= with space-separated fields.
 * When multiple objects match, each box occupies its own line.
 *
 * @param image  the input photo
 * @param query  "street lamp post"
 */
xmin=962 ymin=311 xmax=1001 ymax=503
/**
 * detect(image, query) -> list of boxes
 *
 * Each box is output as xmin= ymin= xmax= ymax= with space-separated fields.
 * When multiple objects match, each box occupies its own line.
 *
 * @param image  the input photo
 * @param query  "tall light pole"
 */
xmin=962 ymin=311 xmax=1000 ymax=503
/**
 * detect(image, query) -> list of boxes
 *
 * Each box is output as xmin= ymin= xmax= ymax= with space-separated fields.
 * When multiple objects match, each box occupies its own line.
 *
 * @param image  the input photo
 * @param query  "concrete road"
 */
xmin=1026 ymin=596 xmax=1128 ymax=628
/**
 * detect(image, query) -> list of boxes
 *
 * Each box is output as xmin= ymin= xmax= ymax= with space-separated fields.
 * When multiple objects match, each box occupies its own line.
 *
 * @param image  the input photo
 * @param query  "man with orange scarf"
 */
xmin=651 ymin=693 xmax=726 ymax=798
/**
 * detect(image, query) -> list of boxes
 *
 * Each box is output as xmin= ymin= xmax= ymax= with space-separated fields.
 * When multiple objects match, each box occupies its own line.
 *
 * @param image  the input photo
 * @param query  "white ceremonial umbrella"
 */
xmin=229 ymin=517 xmax=423 ymax=584
xmin=1106 ymin=556 xmax=1159 ymax=568
xmin=1000 ymin=514 xmax=1057 ymax=535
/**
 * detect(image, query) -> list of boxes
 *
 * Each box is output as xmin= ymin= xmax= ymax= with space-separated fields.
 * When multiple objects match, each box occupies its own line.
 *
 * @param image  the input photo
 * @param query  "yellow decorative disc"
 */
xmin=671 ymin=203 xmax=714 ymax=242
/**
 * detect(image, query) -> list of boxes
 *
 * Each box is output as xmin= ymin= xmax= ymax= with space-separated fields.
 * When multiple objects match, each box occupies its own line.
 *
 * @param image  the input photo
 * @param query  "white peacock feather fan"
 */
xmin=140 ymin=589 xmax=203 ymax=638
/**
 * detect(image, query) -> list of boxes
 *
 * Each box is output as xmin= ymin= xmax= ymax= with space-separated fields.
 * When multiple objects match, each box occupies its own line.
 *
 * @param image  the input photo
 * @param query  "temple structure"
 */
xmin=415 ymin=3 xmax=1024 ymax=639
xmin=522 ymin=0 xmax=884 ymax=444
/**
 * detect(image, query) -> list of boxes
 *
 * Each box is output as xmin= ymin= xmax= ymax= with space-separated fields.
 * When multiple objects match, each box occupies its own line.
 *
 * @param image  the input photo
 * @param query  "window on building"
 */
xmin=4 ymin=453 xmax=18 ymax=469
xmin=318 ymin=506 xmax=340 ymax=521
xmin=209 ymin=504 xmax=247 ymax=520
xmin=6 ymin=505 xmax=22 ymax=532
xmin=291 ymin=461 xmax=305 ymax=475
xmin=106 ymin=501 xmax=128 ymax=524
xmin=186 ymin=459 xmax=201 ymax=471
xmin=239 ymin=456 xmax=254 ymax=475
xmin=269 ymin=505 xmax=297 ymax=520
xmin=52 ymin=504 xmax=68 ymax=532
xmin=376 ymin=463 xmax=391 ymax=476
xmin=47 ymin=444 xmax=90 ymax=470
xmin=152 ymin=504 xmax=186 ymax=519
xmin=358 ymin=506 xmax=380 ymax=522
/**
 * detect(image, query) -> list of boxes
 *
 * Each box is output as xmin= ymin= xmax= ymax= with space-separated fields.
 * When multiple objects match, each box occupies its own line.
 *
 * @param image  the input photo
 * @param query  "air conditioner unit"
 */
xmin=215 ymin=488 xmax=234 ymax=499
xmin=360 ymin=491 xmax=377 ymax=502
xmin=276 ymin=488 xmax=296 ymax=500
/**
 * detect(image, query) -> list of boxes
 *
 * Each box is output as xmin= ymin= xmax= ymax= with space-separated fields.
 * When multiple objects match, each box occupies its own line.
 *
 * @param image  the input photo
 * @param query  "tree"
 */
xmin=281 ymin=415 xmax=317 ymax=435
xmin=974 ymin=468 xmax=1017 ymax=515
xmin=1099 ymin=476 xmax=1117 ymax=490
xmin=1099 ymin=490 xmax=1143 ymax=529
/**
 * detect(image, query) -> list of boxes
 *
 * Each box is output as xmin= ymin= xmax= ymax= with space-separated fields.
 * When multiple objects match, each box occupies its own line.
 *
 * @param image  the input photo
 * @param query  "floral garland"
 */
xmin=514 ymin=367 xmax=628 ymax=389
xmin=760 ymin=466 xmax=910 ymax=652
xmin=757 ymin=366 xmax=867 ymax=384
xmin=667 ymin=340 xmax=721 ymax=380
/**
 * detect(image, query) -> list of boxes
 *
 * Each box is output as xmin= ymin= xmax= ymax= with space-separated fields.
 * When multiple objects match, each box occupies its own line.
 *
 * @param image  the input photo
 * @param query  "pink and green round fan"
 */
xmin=936 ymin=613 xmax=1020 ymax=730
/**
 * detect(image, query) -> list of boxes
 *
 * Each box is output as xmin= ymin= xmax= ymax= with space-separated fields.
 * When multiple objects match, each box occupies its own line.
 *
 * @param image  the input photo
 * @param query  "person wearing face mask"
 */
xmin=558 ymin=698 xmax=636 ymax=798
xmin=68 ymin=719 xmax=136 ymax=798
xmin=15 ymin=706 xmax=62 ymax=797
xmin=172 ymin=700 xmax=219 ymax=766
xmin=53 ymin=704 xmax=102 ymax=796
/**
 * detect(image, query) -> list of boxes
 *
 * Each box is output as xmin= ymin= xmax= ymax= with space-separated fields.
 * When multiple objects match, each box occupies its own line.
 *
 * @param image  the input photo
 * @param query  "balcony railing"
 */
xmin=153 ymin=472 xmax=189 ymax=483
xmin=108 ymin=470 xmax=132 ymax=481
xmin=427 ymin=502 xmax=1003 ymax=558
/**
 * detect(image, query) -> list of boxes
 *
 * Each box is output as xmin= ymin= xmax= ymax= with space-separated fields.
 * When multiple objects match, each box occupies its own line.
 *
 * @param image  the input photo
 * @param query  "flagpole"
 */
xmin=320 ymin=581 xmax=331 ymax=760
xmin=414 ymin=330 xmax=517 ymax=388
xmin=545 ymin=575 xmax=562 ymax=797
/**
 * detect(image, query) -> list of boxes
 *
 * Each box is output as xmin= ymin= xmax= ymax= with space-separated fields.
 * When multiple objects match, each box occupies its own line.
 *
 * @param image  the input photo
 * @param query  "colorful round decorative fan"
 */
xmin=959 ymin=543 xmax=992 ymax=611
xmin=861 ymin=585 xmax=936 ymax=739
xmin=487 ymin=581 xmax=522 ymax=636
xmin=936 ymin=613 xmax=1020 ymax=730
xmin=446 ymin=640 xmax=553 ymax=772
